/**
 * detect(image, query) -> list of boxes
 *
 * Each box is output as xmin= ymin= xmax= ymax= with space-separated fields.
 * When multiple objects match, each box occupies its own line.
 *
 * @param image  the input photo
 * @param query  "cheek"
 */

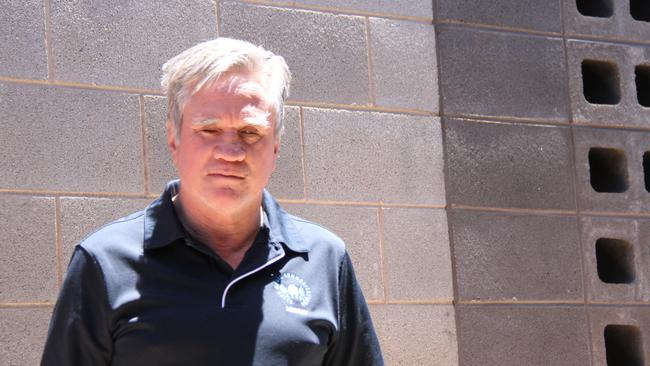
xmin=267 ymin=149 xmax=280 ymax=174
xmin=251 ymin=143 xmax=278 ymax=172
xmin=180 ymin=135 xmax=212 ymax=156
xmin=174 ymin=141 xmax=203 ymax=171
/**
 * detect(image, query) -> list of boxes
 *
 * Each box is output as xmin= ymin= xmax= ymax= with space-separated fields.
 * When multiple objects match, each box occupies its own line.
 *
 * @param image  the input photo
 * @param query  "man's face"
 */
xmin=167 ymin=72 xmax=279 ymax=213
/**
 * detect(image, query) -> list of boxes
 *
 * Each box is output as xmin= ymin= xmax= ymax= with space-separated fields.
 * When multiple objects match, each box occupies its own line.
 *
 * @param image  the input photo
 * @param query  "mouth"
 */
xmin=208 ymin=172 xmax=246 ymax=179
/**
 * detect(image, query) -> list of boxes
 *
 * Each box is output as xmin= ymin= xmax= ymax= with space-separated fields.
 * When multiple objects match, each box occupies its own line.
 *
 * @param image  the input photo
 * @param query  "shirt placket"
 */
xmin=220 ymin=241 xmax=285 ymax=309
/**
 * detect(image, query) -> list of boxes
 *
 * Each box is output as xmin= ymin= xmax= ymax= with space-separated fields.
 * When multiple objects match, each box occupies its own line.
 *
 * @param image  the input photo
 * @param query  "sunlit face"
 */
xmin=167 ymin=71 xmax=279 ymax=215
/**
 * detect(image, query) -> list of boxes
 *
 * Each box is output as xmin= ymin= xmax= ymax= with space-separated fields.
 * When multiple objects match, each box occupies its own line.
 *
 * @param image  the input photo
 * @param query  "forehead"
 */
xmin=197 ymin=71 xmax=267 ymax=100
xmin=183 ymin=72 xmax=273 ymax=118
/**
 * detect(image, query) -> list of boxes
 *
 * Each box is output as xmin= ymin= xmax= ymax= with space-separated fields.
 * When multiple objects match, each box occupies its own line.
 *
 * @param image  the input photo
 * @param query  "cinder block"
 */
xmin=143 ymin=96 xmax=175 ymax=194
xmin=262 ymin=0 xmax=433 ymax=18
xmin=444 ymin=118 xmax=575 ymax=209
xmin=0 ymin=83 xmax=143 ymax=193
xmin=0 ymin=307 xmax=52 ymax=365
xmin=588 ymin=306 xmax=650 ymax=366
xmin=370 ymin=304 xmax=458 ymax=366
xmin=633 ymin=219 xmax=650 ymax=302
xmin=437 ymin=25 xmax=568 ymax=121
xmin=60 ymin=197 xmax=151 ymax=264
xmin=0 ymin=0 xmax=47 ymax=79
xmin=266 ymin=107 xmax=305 ymax=200
xmin=567 ymin=40 xmax=650 ymax=127
xmin=438 ymin=0 xmax=562 ymax=33
xmin=368 ymin=18 xmax=437 ymax=112
xmin=0 ymin=195 xmax=56 ymax=302
xmin=457 ymin=305 xmax=590 ymax=366
xmin=450 ymin=210 xmax=582 ymax=301
xmin=382 ymin=207 xmax=452 ymax=301
xmin=303 ymin=108 xmax=445 ymax=204
xmin=564 ymin=1 xmax=650 ymax=43
xmin=219 ymin=2 xmax=369 ymax=105
xmin=580 ymin=217 xmax=650 ymax=303
xmin=51 ymin=0 xmax=216 ymax=89
xmin=283 ymin=204 xmax=383 ymax=300
xmin=573 ymin=127 xmax=650 ymax=213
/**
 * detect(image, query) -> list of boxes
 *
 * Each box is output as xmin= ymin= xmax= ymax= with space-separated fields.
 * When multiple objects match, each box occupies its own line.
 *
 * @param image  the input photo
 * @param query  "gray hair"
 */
xmin=161 ymin=38 xmax=291 ymax=141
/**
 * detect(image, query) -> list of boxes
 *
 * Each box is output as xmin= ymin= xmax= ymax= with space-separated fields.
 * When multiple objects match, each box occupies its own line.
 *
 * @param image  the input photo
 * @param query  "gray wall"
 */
xmin=440 ymin=1 xmax=650 ymax=365
xmin=1 ymin=0 xmax=649 ymax=365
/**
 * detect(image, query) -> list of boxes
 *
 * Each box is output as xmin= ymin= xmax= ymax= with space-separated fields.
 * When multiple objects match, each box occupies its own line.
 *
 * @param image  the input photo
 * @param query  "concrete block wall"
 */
xmin=0 ymin=1 xmax=452 ymax=365
xmin=2 ymin=1 xmax=649 ymax=365
xmin=438 ymin=1 xmax=650 ymax=366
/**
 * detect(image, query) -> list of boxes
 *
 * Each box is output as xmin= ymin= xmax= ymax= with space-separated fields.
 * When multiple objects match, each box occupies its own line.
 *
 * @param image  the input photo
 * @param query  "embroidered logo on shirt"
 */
xmin=274 ymin=272 xmax=311 ymax=315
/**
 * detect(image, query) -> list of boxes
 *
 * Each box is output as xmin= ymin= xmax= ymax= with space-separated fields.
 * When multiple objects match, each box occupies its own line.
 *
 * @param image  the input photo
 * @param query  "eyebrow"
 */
xmin=191 ymin=117 xmax=220 ymax=127
xmin=191 ymin=112 xmax=272 ymax=129
xmin=243 ymin=112 xmax=271 ymax=128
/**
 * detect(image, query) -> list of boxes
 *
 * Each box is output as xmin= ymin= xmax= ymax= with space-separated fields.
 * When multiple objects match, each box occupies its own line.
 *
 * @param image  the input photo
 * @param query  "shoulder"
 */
xmin=77 ymin=210 xmax=146 ymax=259
xmin=283 ymin=212 xmax=347 ymax=257
xmin=262 ymin=190 xmax=349 ymax=258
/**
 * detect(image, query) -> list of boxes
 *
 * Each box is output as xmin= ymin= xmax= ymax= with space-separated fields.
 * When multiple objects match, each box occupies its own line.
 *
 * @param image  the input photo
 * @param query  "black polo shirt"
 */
xmin=41 ymin=181 xmax=383 ymax=365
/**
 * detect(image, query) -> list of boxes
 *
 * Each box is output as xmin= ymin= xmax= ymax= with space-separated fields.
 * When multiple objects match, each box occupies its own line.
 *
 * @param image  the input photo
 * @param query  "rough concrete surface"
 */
xmin=567 ymin=40 xmax=650 ymax=128
xmin=445 ymin=118 xmax=575 ymax=209
xmin=573 ymin=126 xmax=650 ymax=213
xmin=303 ymin=108 xmax=445 ymax=204
xmin=588 ymin=306 xmax=650 ymax=366
xmin=382 ymin=207 xmax=453 ymax=301
xmin=451 ymin=210 xmax=582 ymax=301
xmin=0 ymin=83 xmax=143 ymax=193
xmin=437 ymin=25 xmax=568 ymax=121
xmin=369 ymin=18 xmax=438 ymax=112
xmin=371 ymin=304 xmax=458 ymax=366
xmin=438 ymin=0 xmax=562 ymax=33
xmin=457 ymin=305 xmax=590 ymax=366
xmin=0 ymin=0 xmax=47 ymax=79
xmin=0 ymin=307 xmax=52 ymax=366
xmin=565 ymin=0 xmax=650 ymax=44
xmin=220 ymin=2 xmax=369 ymax=105
xmin=262 ymin=0 xmax=433 ymax=18
xmin=0 ymin=195 xmax=56 ymax=303
xmin=50 ymin=0 xmax=216 ymax=89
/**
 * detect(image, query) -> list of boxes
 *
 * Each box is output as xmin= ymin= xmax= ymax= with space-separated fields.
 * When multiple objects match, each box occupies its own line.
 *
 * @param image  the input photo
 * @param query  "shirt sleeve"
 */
xmin=323 ymin=252 xmax=384 ymax=365
xmin=41 ymin=246 xmax=113 ymax=366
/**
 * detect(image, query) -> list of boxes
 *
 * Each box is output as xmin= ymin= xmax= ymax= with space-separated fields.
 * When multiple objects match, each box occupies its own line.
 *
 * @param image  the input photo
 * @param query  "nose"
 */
xmin=213 ymin=132 xmax=246 ymax=162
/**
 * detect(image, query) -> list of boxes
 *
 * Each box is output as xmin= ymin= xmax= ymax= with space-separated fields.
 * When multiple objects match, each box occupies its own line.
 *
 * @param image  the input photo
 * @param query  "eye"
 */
xmin=240 ymin=129 xmax=259 ymax=136
xmin=239 ymin=128 xmax=262 ymax=142
xmin=199 ymin=127 xmax=220 ymax=135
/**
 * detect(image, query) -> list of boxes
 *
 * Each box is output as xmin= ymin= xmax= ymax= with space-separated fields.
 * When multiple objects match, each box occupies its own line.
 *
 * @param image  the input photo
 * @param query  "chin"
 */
xmin=204 ymin=186 xmax=243 ymax=200
xmin=201 ymin=187 xmax=258 ymax=208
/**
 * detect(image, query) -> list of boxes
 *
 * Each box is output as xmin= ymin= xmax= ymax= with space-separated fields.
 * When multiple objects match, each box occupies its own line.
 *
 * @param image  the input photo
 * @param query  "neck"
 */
xmin=173 ymin=192 xmax=262 ymax=269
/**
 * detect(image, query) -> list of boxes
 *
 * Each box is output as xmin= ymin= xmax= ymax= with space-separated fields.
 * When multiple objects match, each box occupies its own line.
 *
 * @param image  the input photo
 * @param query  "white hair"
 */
xmin=161 ymin=38 xmax=291 ymax=140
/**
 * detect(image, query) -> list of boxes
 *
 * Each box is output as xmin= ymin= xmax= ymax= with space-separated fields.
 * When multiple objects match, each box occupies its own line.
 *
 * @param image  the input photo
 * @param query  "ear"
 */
xmin=273 ymin=137 xmax=280 ymax=156
xmin=166 ymin=120 xmax=178 ymax=166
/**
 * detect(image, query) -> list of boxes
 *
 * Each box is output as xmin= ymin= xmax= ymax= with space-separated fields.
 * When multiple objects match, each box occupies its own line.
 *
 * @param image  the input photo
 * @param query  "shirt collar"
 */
xmin=143 ymin=180 xmax=312 ymax=253
xmin=262 ymin=189 xmax=312 ymax=253
xmin=143 ymin=180 xmax=185 ymax=250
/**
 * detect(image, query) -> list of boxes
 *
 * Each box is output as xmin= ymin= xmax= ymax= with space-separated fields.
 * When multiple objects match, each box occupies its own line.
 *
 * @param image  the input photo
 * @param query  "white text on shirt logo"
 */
xmin=274 ymin=272 xmax=312 ymax=315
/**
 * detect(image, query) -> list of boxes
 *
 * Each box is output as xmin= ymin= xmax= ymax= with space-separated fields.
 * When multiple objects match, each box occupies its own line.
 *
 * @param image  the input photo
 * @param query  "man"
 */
xmin=41 ymin=38 xmax=384 ymax=365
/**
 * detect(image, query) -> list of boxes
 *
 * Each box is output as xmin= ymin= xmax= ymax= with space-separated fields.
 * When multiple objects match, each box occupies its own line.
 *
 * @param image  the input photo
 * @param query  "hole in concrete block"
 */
xmin=589 ymin=148 xmax=629 ymax=193
xmin=596 ymin=238 xmax=635 ymax=284
xmin=577 ymin=0 xmax=614 ymax=17
xmin=635 ymin=65 xmax=650 ymax=107
xmin=604 ymin=324 xmax=645 ymax=366
xmin=582 ymin=60 xmax=621 ymax=105
xmin=644 ymin=152 xmax=650 ymax=192
xmin=631 ymin=0 xmax=650 ymax=21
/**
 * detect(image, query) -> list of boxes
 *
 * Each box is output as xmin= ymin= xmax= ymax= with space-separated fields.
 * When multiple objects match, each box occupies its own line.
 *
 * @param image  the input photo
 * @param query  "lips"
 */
xmin=207 ymin=171 xmax=246 ymax=179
